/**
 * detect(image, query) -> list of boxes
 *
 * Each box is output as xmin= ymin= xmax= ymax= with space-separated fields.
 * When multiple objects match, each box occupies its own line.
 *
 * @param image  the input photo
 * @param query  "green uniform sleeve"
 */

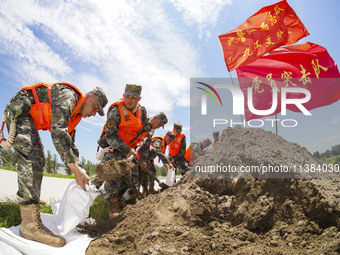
xmin=152 ymin=137 xmax=170 ymax=165
xmin=50 ymin=85 xmax=80 ymax=164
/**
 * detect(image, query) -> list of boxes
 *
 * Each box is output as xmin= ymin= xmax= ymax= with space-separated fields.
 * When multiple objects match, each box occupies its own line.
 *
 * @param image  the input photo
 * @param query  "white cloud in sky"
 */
xmin=0 ymin=0 xmax=200 ymax=113
xmin=330 ymin=115 xmax=340 ymax=125
xmin=168 ymin=0 xmax=232 ymax=38
xmin=0 ymin=0 xmax=233 ymax=122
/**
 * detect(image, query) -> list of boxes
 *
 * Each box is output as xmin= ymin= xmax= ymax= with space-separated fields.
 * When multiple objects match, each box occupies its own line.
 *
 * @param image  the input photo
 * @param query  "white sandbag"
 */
xmin=51 ymin=180 xmax=99 ymax=235
xmin=0 ymin=240 xmax=22 ymax=255
xmin=0 ymin=214 xmax=93 ymax=255
xmin=165 ymin=168 xmax=176 ymax=186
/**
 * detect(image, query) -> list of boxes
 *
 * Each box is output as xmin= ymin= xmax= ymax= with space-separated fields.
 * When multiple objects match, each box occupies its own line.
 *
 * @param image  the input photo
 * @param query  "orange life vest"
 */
xmin=99 ymin=99 xmax=143 ymax=149
xmin=184 ymin=142 xmax=201 ymax=163
xmin=184 ymin=146 xmax=190 ymax=162
xmin=169 ymin=133 xmax=185 ymax=157
xmin=21 ymin=82 xmax=84 ymax=137
xmin=151 ymin=136 xmax=168 ymax=163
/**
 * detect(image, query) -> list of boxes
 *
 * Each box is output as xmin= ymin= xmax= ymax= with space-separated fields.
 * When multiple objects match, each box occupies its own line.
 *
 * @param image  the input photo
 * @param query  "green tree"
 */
xmin=52 ymin=154 xmax=58 ymax=174
xmin=313 ymin=151 xmax=320 ymax=159
xmin=155 ymin=165 xmax=167 ymax=177
xmin=45 ymin=150 xmax=53 ymax=173
xmin=324 ymin=149 xmax=331 ymax=158
xmin=65 ymin=165 xmax=72 ymax=175
xmin=331 ymin=144 xmax=340 ymax=156
xmin=0 ymin=148 xmax=20 ymax=168
xmin=84 ymin=160 xmax=97 ymax=176
xmin=81 ymin=157 xmax=86 ymax=169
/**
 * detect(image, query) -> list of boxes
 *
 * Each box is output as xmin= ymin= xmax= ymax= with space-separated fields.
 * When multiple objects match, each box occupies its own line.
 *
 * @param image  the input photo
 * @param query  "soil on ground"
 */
xmin=83 ymin=127 xmax=340 ymax=255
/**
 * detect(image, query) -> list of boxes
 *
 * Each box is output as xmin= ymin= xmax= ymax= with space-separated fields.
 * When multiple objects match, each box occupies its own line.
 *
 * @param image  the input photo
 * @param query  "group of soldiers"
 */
xmin=184 ymin=130 xmax=220 ymax=166
xmin=0 ymin=82 xmax=191 ymax=247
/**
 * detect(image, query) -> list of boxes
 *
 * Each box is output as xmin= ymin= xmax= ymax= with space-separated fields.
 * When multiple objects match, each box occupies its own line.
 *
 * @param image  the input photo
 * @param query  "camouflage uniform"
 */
xmin=143 ymin=133 xmax=174 ymax=187
xmin=4 ymin=84 xmax=107 ymax=204
xmin=170 ymin=123 xmax=190 ymax=175
xmin=189 ymin=142 xmax=201 ymax=165
xmin=212 ymin=131 xmax=219 ymax=147
xmin=93 ymin=85 xmax=149 ymax=197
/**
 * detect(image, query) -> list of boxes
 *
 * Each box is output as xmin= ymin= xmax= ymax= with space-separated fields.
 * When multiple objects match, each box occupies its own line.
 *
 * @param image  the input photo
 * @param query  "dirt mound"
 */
xmin=85 ymin=127 xmax=340 ymax=254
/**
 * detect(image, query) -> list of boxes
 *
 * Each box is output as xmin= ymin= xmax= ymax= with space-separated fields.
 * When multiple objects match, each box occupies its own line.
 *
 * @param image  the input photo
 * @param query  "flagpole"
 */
xmin=275 ymin=114 xmax=278 ymax=135
xmin=229 ymin=70 xmax=244 ymax=123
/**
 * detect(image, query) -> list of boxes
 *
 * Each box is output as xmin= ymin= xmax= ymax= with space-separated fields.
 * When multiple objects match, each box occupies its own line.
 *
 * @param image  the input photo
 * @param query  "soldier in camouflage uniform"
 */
xmin=200 ymin=138 xmax=212 ymax=155
xmin=137 ymin=113 xmax=169 ymax=194
xmin=94 ymin=84 xmax=151 ymax=219
xmin=142 ymin=130 xmax=176 ymax=194
xmin=212 ymin=131 xmax=219 ymax=147
xmin=1 ymin=83 xmax=107 ymax=247
xmin=169 ymin=122 xmax=190 ymax=175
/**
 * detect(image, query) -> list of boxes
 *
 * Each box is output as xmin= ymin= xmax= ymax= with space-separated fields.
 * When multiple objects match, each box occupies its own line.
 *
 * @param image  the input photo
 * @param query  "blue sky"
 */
xmin=0 ymin=0 xmax=339 ymax=163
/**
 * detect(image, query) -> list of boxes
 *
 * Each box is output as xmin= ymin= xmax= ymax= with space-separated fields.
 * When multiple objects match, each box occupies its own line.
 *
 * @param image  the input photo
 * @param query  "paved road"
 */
xmin=0 ymin=168 xmax=178 ymax=204
xmin=0 ymin=169 xmax=74 ymax=203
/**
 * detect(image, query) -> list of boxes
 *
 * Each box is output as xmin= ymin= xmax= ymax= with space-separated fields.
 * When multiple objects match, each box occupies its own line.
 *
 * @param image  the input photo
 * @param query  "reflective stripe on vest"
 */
xmin=21 ymin=82 xmax=84 ymax=136
xmin=169 ymin=133 xmax=185 ymax=157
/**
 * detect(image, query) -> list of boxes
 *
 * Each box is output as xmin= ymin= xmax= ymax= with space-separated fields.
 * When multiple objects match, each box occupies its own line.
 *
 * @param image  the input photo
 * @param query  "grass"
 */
xmin=0 ymin=199 xmax=21 ymax=228
xmin=0 ymin=197 xmax=111 ymax=228
xmin=320 ymin=155 xmax=340 ymax=165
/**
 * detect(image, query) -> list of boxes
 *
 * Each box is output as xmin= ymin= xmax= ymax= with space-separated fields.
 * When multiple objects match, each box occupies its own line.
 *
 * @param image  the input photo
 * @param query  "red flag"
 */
xmin=218 ymin=0 xmax=309 ymax=71
xmin=236 ymin=42 xmax=340 ymax=121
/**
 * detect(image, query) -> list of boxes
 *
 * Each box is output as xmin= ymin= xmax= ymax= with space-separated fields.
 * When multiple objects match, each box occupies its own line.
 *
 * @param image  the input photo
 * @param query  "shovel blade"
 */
xmin=159 ymin=182 xmax=169 ymax=190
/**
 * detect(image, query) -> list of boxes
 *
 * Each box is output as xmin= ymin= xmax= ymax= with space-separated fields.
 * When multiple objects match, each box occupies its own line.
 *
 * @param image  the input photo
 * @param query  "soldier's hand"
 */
xmin=128 ymin=147 xmax=137 ymax=158
xmin=167 ymin=163 xmax=174 ymax=170
xmin=68 ymin=163 xmax=91 ymax=191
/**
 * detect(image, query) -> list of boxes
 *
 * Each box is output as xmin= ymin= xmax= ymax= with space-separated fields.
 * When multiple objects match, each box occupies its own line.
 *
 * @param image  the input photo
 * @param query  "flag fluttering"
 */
xmin=236 ymin=42 xmax=340 ymax=121
xmin=218 ymin=0 xmax=309 ymax=71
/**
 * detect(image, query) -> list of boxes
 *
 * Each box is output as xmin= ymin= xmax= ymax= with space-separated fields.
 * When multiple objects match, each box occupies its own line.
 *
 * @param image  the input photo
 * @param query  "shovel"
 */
xmin=145 ymin=168 xmax=169 ymax=191
xmin=96 ymin=137 xmax=149 ymax=181
xmin=133 ymin=157 xmax=169 ymax=191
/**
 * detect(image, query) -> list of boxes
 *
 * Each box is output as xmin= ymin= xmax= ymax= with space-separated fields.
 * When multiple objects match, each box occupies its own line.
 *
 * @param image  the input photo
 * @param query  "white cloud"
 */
xmin=168 ymin=0 xmax=232 ymax=38
xmin=330 ymin=115 xmax=340 ymax=125
xmin=0 ymin=0 xmax=205 ymax=116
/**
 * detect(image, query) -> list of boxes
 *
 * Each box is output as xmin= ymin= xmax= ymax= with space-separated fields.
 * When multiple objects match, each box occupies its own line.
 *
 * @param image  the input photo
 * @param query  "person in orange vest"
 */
xmin=184 ymin=141 xmax=200 ymax=166
xmin=169 ymin=122 xmax=190 ymax=175
xmin=142 ymin=130 xmax=176 ymax=194
xmin=0 ymin=82 xmax=108 ymax=247
xmin=94 ymin=84 xmax=150 ymax=219
xmin=212 ymin=131 xmax=219 ymax=147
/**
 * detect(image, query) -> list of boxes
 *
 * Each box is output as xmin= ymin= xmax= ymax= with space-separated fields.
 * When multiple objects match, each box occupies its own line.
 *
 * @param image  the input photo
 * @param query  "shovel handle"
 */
xmin=128 ymin=136 xmax=150 ymax=161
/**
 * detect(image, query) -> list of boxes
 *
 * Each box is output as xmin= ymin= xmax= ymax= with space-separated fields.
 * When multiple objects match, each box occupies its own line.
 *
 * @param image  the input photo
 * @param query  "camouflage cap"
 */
xmin=166 ymin=131 xmax=176 ymax=141
xmin=173 ymin=122 xmax=182 ymax=131
xmin=213 ymin=131 xmax=219 ymax=137
xmin=89 ymin=87 xmax=108 ymax=116
xmin=124 ymin=84 xmax=142 ymax=98
xmin=157 ymin=112 xmax=168 ymax=129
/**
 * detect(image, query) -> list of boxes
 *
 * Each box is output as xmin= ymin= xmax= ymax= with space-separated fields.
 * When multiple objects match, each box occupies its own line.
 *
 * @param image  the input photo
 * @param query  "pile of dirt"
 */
xmin=85 ymin=127 xmax=340 ymax=254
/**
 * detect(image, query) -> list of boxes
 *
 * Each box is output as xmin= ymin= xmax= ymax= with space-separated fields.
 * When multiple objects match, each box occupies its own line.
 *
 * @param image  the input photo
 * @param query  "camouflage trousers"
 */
xmin=138 ymin=162 xmax=156 ymax=187
xmin=173 ymin=157 xmax=190 ymax=176
xmin=92 ymin=149 xmax=139 ymax=198
xmin=5 ymin=112 xmax=45 ymax=204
